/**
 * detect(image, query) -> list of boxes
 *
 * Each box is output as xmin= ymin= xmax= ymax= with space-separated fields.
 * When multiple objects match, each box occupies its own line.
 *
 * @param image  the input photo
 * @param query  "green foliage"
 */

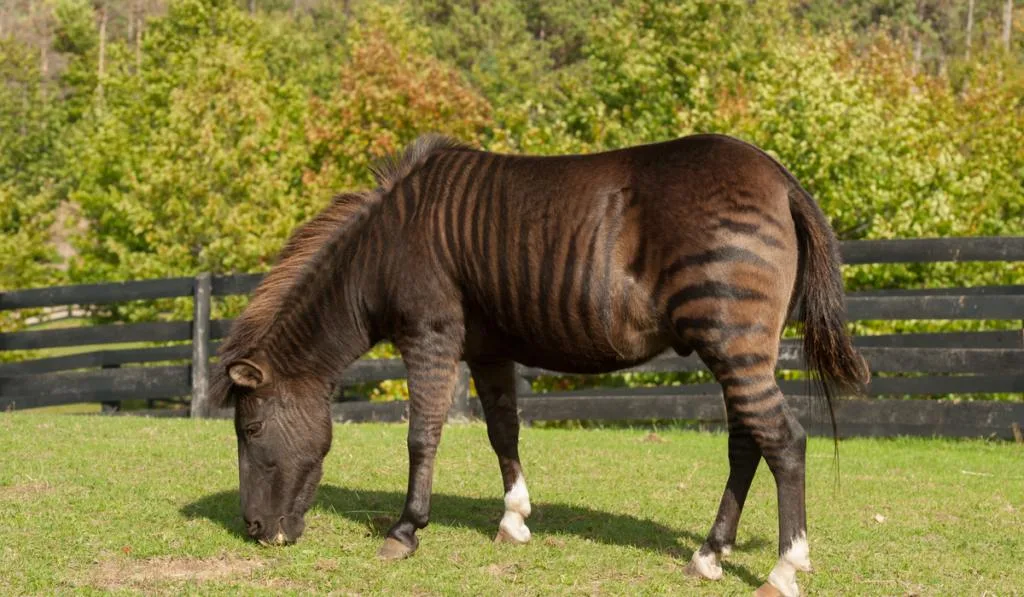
xmin=56 ymin=0 xmax=490 ymax=295
xmin=0 ymin=0 xmax=1021 ymax=397
xmin=0 ymin=39 xmax=64 ymax=296
xmin=60 ymin=1 xmax=309 ymax=304
xmin=51 ymin=0 xmax=98 ymax=55
xmin=0 ymin=184 xmax=59 ymax=295
xmin=0 ymin=39 xmax=61 ymax=196
xmin=303 ymin=4 xmax=491 ymax=194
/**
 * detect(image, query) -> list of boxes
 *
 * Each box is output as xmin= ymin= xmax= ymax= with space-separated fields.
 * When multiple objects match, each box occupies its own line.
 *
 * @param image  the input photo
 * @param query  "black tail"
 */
xmin=788 ymin=183 xmax=871 ymax=442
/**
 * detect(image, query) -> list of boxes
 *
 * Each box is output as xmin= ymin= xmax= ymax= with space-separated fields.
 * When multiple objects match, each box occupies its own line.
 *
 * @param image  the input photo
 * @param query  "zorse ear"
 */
xmin=227 ymin=358 xmax=271 ymax=388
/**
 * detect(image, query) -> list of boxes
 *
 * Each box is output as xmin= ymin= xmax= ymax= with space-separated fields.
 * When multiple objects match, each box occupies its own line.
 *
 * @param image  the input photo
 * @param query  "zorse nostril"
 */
xmin=246 ymin=518 xmax=263 ymax=536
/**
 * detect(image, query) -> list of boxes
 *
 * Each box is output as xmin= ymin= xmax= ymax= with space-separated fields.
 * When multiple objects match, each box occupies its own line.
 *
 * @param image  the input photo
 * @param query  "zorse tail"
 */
xmin=788 ymin=184 xmax=871 ymax=443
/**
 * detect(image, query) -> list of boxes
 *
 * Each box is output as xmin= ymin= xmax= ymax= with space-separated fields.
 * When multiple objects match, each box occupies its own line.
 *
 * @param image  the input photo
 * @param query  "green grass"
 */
xmin=0 ymin=415 xmax=1021 ymax=596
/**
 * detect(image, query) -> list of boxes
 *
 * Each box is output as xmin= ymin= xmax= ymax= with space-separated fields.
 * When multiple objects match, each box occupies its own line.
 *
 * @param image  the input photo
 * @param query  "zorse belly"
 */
xmin=464 ymin=275 xmax=671 ymax=374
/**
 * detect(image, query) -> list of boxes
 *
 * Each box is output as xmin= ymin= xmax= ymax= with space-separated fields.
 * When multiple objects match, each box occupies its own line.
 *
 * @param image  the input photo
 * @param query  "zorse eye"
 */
xmin=245 ymin=422 xmax=264 ymax=437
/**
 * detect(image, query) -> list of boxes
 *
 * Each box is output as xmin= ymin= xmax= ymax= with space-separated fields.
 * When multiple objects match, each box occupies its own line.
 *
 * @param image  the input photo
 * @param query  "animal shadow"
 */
xmin=181 ymin=484 xmax=767 ymax=587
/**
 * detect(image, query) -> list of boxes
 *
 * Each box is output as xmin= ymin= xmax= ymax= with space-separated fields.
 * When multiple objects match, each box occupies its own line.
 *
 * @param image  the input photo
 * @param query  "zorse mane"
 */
xmin=212 ymin=191 xmax=376 ymax=401
xmin=213 ymin=134 xmax=465 ymax=401
xmin=369 ymin=134 xmax=470 ymax=193
xmin=218 ymin=192 xmax=372 ymax=357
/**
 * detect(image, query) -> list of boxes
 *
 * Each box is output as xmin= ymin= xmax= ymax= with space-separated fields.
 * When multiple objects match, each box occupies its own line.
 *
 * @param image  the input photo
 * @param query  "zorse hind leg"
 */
xmin=697 ymin=348 xmax=811 ymax=597
xmin=378 ymin=323 xmax=464 ymax=560
xmin=468 ymin=359 xmax=532 ymax=544
xmin=686 ymin=423 xmax=761 ymax=580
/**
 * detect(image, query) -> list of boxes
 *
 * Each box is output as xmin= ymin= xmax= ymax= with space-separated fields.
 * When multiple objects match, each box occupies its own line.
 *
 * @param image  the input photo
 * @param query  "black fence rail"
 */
xmin=1 ymin=237 xmax=1022 ymax=439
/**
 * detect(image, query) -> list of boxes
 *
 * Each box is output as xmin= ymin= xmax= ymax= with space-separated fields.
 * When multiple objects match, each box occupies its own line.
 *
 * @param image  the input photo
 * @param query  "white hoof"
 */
xmin=685 ymin=549 xmax=723 ymax=580
xmin=495 ymin=511 xmax=531 ymax=544
xmin=765 ymin=534 xmax=811 ymax=597
xmin=495 ymin=475 xmax=532 ymax=544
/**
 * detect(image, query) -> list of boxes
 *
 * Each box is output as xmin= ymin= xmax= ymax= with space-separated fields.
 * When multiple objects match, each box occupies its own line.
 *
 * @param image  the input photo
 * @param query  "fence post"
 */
xmin=100 ymin=362 xmax=120 ymax=413
xmin=448 ymin=362 xmax=472 ymax=422
xmin=190 ymin=272 xmax=212 ymax=418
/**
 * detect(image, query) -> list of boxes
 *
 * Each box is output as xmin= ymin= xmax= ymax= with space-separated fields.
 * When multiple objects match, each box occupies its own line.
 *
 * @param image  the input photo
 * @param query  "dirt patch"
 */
xmin=89 ymin=553 xmax=264 ymax=591
xmin=314 ymin=558 xmax=340 ymax=572
xmin=252 ymin=577 xmax=315 ymax=592
xmin=641 ymin=432 xmax=666 ymax=443
xmin=0 ymin=482 xmax=53 ymax=501
xmin=485 ymin=562 xmax=521 ymax=578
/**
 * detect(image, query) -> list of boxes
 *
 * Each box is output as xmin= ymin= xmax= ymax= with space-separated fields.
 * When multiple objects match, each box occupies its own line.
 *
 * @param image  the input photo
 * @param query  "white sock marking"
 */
xmin=766 ymin=533 xmax=811 ymax=597
xmin=498 ymin=475 xmax=532 ymax=543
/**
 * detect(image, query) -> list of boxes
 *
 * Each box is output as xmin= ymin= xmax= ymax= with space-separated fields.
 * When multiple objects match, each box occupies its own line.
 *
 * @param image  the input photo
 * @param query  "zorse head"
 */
xmin=208 ymin=191 xmax=377 ymax=545
xmin=221 ymin=356 xmax=333 ymax=546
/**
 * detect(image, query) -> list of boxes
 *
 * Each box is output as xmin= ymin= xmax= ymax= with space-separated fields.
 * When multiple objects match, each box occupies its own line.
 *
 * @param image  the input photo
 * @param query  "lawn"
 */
xmin=0 ymin=413 xmax=1020 ymax=596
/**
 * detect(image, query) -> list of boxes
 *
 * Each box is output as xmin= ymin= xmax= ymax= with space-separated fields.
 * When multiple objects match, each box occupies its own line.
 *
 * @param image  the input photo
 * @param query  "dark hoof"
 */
xmin=377 ymin=537 xmax=416 ymax=560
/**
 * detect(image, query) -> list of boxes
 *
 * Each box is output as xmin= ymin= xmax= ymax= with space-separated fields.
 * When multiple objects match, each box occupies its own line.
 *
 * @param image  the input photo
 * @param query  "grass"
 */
xmin=0 ymin=415 xmax=1021 ymax=596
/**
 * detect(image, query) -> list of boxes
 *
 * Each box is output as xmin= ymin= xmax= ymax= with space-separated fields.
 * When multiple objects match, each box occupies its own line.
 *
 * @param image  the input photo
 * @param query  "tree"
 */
xmin=304 ymin=6 xmax=492 ymax=194
xmin=0 ymin=38 xmax=63 ymax=291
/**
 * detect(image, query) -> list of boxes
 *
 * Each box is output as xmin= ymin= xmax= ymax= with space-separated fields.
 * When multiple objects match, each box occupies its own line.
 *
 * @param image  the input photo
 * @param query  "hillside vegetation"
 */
xmin=2 ymin=2 xmax=1021 ymax=399
xmin=2 ymin=0 xmax=1021 ymax=296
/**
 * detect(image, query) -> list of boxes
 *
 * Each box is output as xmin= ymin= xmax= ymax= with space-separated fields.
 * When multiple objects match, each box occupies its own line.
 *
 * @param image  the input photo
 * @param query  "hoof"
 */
xmin=763 ymin=534 xmax=810 ymax=596
xmin=494 ymin=526 xmax=531 ymax=545
xmin=753 ymin=582 xmax=785 ymax=597
xmin=494 ymin=512 xmax=532 ymax=545
xmin=685 ymin=550 xmax=723 ymax=581
xmin=377 ymin=537 xmax=415 ymax=560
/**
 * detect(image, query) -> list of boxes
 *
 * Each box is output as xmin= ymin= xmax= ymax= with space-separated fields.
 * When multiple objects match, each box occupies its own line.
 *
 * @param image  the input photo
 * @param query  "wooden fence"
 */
xmin=1 ymin=237 xmax=1022 ymax=439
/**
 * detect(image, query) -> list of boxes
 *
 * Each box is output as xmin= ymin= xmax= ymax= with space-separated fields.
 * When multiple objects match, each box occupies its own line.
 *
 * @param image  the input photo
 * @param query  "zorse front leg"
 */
xmin=378 ymin=336 xmax=463 ymax=560
xmin=468 ymin=359 xmax=533 ymax=545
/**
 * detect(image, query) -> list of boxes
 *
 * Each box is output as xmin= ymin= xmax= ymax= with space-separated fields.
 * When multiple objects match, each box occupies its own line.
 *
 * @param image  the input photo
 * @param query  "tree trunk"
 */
xmin=29 ymin=0 xmax=51 ymax=96
xmin=134 ymin=0 xmax=143 ymax=74
xmin=40 ymin=35 xmax=48 ymax=80
xmin=966 ymin=0 xmax=975 ymax=60
xmin=911 ymin=0 xmax=924 ymax=77
xmin=912 ymin=35 xmax=922 ymax=76
xmin=39 ymin=17 xmax=49 ymax=82
xmin=248 ymin=0 xmax=255 ymax=14
xmin=97 ymin=1 xmax=107 ymax=104
xmin=1004 ymin=0 xmax=1014 ymax=51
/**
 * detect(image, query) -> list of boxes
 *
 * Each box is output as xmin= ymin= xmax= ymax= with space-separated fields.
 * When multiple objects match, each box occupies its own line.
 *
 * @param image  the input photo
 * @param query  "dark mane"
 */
xmin=212 ymin=136 xmax=468 ymax=405
xmin=212 ymin=191 xmax=378 ymax=402
xmin=368 ymin=133 xmax=471 ymax=193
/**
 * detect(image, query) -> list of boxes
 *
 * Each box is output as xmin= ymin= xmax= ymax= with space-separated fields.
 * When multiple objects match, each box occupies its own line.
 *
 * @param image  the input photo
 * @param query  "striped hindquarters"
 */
xmin=658 ymin=194 xmax=799 ymax=442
